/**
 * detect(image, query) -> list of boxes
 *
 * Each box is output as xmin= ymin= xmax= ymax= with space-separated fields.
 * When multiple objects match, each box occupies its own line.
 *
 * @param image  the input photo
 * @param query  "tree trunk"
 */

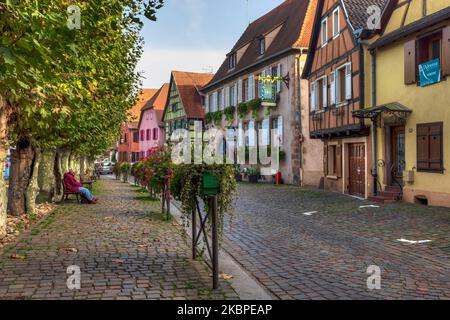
xmin=7 ymin=137 xmax=34 ymax=216
xmin=25 ymin=147 xmax=42 ymax=215
xmin=61 ymin=150 xmax=70 ymax=175
xmin=80 ymin=156 xmax=86 ymax=179
xmin=38 ymin=149 xmax=56 ymax=202
xmin=53 ymin=149 xmax=64 ymax=202
xmin=0 ymin=95 xmax=10 ymax=236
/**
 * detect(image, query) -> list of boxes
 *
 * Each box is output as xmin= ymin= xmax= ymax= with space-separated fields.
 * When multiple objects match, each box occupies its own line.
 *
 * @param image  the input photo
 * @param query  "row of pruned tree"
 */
xmin=0 ymin=0 xmax=164 ymax=236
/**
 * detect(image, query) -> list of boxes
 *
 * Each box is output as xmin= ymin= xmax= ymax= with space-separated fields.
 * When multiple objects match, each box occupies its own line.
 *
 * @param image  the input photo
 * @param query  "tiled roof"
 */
xmin=127 ymin=88 xmax=158 ymax=122
xmin=142 ymin=83 xmax=170 ymax=112
xmin=171 ymin=71 xmax=214 ymax=119
xmin=204 ymin=0 xmax=316 ymax=90
xmin=342 ymin=0 xmax=390 ymax=31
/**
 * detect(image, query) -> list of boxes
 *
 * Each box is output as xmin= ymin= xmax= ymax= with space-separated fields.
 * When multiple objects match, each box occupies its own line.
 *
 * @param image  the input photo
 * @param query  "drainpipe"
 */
xmin=370 ymin=48 xmax=378 ymax=196
xmin=297 ymin=53 xmax=304 ymax=186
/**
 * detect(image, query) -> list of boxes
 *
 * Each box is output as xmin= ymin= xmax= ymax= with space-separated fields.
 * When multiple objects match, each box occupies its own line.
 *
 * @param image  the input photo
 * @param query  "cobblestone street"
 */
xmin=223 ymin=183 xmax=450 ymax=300
xmin=0 ymin=177 xmax=238 ymax=300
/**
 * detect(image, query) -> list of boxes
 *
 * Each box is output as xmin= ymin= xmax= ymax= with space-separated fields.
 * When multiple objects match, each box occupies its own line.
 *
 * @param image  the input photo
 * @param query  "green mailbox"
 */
xmin=202 ymin=172 xmax=219 ymax=196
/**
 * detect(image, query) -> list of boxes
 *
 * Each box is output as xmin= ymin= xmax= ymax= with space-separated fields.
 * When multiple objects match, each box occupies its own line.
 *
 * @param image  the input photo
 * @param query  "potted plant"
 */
xmin=243 ymin=167 xmax=259 ymax=183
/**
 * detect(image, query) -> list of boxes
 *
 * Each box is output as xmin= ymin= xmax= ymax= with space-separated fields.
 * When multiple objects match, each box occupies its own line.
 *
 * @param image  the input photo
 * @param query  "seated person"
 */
xmin=63 ymin=169 xmax=98 ymax=204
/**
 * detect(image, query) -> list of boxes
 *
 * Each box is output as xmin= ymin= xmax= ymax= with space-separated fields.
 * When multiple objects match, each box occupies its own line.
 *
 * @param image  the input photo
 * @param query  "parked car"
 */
xmin=99 ymin=161 xmax=114 ymax=175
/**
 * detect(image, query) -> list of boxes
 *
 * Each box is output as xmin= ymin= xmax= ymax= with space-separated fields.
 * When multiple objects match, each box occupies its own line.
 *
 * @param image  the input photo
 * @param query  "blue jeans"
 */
xmin=79 ymin=187 xmax=94 ymax=201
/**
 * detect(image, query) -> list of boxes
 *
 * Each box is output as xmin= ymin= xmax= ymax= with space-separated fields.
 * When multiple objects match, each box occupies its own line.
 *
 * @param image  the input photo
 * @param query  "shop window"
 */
xmin=325 ymin=145 xmax=342 ymax=177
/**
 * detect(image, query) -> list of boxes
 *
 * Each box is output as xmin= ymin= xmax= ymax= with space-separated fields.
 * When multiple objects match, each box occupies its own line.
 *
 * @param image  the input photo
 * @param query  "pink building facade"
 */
xmin=138 ymin=83 xmax=169 ymax=159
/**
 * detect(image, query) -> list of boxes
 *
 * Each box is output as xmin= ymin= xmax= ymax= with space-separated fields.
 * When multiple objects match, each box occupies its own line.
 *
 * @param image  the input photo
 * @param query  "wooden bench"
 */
xmin=63 ymin=183 xmax=80 ymax=203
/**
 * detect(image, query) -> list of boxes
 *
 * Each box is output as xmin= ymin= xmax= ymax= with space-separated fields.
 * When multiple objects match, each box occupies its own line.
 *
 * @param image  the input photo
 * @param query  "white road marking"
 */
xmin=359 ymin=205 xmax=380 ymax=209
xmin=302 ymin=211 xmax=318 ymax=216
xmin=396 ymin=238 xmax=432 ymax=244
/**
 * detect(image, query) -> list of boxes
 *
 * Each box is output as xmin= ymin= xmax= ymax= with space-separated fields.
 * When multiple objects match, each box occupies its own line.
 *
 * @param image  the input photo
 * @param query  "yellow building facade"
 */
xmin=366 ymin=0 xmax=450 ymax=206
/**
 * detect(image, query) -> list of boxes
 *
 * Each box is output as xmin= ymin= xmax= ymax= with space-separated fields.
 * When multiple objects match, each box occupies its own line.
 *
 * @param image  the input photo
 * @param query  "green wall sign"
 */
xmin=419 ymin=59 xmax=441 ymax=87
xmin=258 ymin=75 xmax=281 ymax=105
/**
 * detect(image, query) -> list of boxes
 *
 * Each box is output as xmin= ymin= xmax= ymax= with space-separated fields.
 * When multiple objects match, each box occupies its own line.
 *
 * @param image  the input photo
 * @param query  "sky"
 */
xmin=137 ymin=0 xmax=285 ymax=89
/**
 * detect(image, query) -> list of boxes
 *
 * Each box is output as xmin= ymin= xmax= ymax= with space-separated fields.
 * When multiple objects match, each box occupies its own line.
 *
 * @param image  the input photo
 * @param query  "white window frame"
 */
xmin=321 ymin=18 xmax=328 ymax=47
xmin=316 ymin=75 xmax=327 ymax=110
xmin=335 ymin=62 xmax=352 ymax=104
xmin=332 ymin=7 xmax=340 ymax=39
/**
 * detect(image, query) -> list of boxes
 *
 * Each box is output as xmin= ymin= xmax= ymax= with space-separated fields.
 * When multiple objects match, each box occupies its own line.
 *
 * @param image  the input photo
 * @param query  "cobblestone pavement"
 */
xmin=0 ymin=177 xmax=238 ymax=300
xmin=223 ymin=183 xmax=450 ymax=300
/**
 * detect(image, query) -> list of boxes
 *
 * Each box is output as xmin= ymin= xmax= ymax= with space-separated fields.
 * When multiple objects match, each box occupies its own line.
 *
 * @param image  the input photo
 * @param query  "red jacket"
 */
xmin=63 ymin=172 xmax=83 ymax=193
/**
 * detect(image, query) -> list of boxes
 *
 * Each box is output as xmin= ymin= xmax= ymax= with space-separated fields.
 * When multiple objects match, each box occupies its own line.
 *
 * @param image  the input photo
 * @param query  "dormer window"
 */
xmin=259 ymin=37 xmax=266 ymax=55
xmin=228 ymin=52 xmax=237 ymax=69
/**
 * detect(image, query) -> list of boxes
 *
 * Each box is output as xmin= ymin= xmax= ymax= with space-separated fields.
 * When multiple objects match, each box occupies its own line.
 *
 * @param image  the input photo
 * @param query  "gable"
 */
xmin=383 ymin=0 xmax=450 ymax=34
xmin=163 ymin=79 xmax=186 ymax=122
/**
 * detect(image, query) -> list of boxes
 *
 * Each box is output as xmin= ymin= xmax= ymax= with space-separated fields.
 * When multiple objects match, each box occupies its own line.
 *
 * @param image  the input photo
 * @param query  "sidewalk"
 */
xmin=0 ymin=177 xmax=239 ymax=300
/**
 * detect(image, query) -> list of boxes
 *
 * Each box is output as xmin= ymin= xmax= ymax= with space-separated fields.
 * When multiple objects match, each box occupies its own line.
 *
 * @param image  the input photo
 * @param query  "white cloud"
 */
xmin=137 ymin=47 xmax=225 ymax=88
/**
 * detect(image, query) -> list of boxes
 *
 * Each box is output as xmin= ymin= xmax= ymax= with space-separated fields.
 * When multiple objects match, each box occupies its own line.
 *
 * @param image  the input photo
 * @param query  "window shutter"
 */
xmin=323 ymin=76 xmax=328 ymax=108
xmin=442 ymin=26 xmax=450 ymax=77
xmin=345 ymin=63 xmax=352 ymax=100
xmin=417 ymin=124 xmax=430 ymax=171
xmin=238 ymin=80 xmax=243 ymax=103
xmin=205 ymin=95 xmax=209 ymax=112
xmin=429 ymin=123 xmax=443 ymax=171
xmin=327 ymin=146 xmax=334 ymax=175
xmin=311 ymin=82 xmax=317 ymax=111
xmin=213 ymin=92 xmax=218 ymax=111
xmin=249 ymin=75 xmax=254 ymax=100
xmin=221 ymin=89 xmax=225 ymax=110
xmin=336 ymin=145 xmax=342 ymax=178
xmin=324 ymin=146 xmax=328 ymax=176
xmin=238 ymin=122 xmax=244 ymax=147
xmin=404 ymin=40 xmax=417 ymax=84
xmin=330 ymin=72 xmax=336 ymax=105
xmin=234 ymin=84 xmax=238 ymax=105
xmin=277 ymin=64 xmax=282 ymax=93
xmin=277 ymin=116 xmax=283 ymax=146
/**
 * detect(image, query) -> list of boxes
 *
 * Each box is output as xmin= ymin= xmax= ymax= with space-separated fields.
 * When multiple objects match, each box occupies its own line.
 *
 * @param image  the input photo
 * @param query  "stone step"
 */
xmin=368 ymin=196 xmax=397 ymax=204
xmin=379 ymin=191 xmax=401 ymax=200
xmin=385 ymin=185 xmax=402 ymax=193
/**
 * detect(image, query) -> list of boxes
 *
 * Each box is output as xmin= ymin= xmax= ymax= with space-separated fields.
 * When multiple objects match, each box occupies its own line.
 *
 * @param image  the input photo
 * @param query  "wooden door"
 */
xmin=349 ymin=143 xmax=365 ymax=196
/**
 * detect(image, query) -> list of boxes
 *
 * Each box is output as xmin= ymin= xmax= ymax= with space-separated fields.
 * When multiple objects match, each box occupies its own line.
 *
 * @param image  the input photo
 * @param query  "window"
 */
xmin=153 ymin=128 xmax=158 ymax=140
xmin=133 ymin=131 xmax=139 ymax=143
xmin=417 ymin=122 xmax=443 ymax=173
xmin=259 ymin=37 xmax=266 ymax=55
xmin=405 ymin=27 xmax=450 ymax=84
xmin=124 ymin=133 xmax=128 ymax=143
xmin=230 ymin=85 xmax=235 ymax=106
xmin=257 ymin=119 xmax=270 ymax=146
xmin=150 ymin=111 xmax=153 ymax=120
xmin=271 ymin=116 xmax=283 ymax=146
xmin=336 ymin=63 xmax=352 ymax=103
xmin=172 ymin=103 xmax=178 ymax=113
xmin=332 ymin=8 xmax=340 ymax=38
xmin=325 ymin=145 xmax=342 ymax=177
xmin=316 ymin=76 xmax=327 ymax=109
xmin=418 ymin=33 xmax=442 ymax=65
xmin=321 ymin=18 xmax=328 ymax=46
xmin=146 ymin=129 xmax=151 ymax=141
xmin=140 ymin=130 xmax=145 ymax=141
xmin=228 ymin=52 xmax=237 ymax=69
xmin=208 ymin=94 xmax=213 ymax=111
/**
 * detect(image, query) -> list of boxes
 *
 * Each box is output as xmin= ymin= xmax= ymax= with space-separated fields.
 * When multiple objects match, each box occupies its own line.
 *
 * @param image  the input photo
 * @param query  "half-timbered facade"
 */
xmin=201 ymin=0 xmax=323 ymax=186
xmin=162 ymin=71 xmax=214 ymax=142
xmin=303 ymin=0 xmax=390 ymax=197
xmin=365 ymin=0 xmax=450 ymax=206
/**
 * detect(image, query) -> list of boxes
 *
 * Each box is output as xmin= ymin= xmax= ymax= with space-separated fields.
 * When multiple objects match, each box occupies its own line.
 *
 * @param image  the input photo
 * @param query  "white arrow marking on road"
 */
xmin=303 ymin=211 xmax=318 ymax=216
xmin=396 ymin=238 xmax=432 ymax=244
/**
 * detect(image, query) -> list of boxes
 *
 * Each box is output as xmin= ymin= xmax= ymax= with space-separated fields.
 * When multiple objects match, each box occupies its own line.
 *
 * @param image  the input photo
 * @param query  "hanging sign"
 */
xmin=258 ymin=75 xmax=281 ymax=106
xmin=419 ymin=59 xmax=441 ymax=87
